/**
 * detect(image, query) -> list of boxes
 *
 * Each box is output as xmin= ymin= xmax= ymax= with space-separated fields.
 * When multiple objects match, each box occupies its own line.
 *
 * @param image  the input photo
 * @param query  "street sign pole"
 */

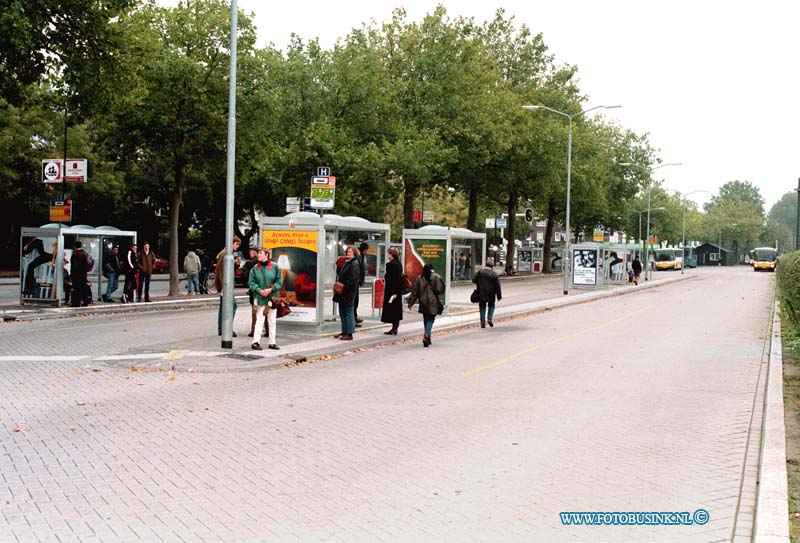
xmin=221 ymin=0 xmax=238 ymax=349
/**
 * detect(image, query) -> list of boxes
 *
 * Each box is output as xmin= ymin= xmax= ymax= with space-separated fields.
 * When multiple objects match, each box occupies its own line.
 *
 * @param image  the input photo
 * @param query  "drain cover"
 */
xmin=223 ymin=353 xmax=262 ymax=361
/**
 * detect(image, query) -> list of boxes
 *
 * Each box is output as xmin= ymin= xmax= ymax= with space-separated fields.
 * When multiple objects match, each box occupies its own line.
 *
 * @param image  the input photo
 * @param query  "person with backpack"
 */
xmin=407 ymin=263 xmax=445 ymax=347
xmin=472 ymin=258 xmax=502 ymax=328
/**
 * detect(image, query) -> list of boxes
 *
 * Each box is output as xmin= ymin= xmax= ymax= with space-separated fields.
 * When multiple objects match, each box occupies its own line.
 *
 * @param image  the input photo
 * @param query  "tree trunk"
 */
xmin=467 ymin=187 xmax=478 ymax=231
xmin=403 ymin=180 xmax=417 ymax=229
xmin=167 ymin=159 xmax=185 ymax=297
xmin=504 ymin=189 xmax=518 ymax=275
xmin=542 ymin=198 xmax=556 ymax=273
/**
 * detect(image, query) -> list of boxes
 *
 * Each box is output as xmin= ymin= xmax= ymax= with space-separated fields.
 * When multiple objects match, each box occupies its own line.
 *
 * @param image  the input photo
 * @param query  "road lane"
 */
xmin=0 ymin=267 xmax=775 ymax=542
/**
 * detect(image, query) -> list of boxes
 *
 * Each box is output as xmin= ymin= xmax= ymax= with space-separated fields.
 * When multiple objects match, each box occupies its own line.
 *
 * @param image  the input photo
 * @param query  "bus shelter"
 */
xmin=402 ymin=226 xmax=486 ymax=313
xmin=20 ymin=224 xmax=137 ymax=306
xmin=601 ymin=244 xmax=630 ymax=284
xmin=517 ymin=246 xmax=544 ymax=274
xmin=259 ymin=213 xmax=391 ymax=330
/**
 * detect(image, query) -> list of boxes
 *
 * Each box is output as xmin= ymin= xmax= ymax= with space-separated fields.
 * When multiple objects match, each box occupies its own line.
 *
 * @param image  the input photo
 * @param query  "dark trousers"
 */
xmin=137 ymin=273 xmax=152 ymax=300
xmin=123 ymin=273 xmax=137 ymax=301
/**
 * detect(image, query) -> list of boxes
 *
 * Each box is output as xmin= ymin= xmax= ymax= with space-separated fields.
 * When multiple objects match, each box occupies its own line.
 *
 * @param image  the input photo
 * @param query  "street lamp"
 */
xmin=522 ymin=103 xmax=621 ymax=295
xmin=621 ymin=161 xmax=681 ymax=281
xmin=633 ymin=207 xmax=665 ymax=244
xmin=718 ymin=223 xmax=738 ymax=266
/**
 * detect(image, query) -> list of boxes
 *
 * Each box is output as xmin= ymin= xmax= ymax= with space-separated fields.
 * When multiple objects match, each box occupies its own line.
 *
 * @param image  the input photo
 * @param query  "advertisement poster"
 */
xmin=261 ymin=229 xmax=318 ymax=323
xmin=518 ymin=249 xmax=532 ymax=273
xmin=404 ymin=238 xmax=447 ymax=283
xmin=572 ymin=248 xmax=598 ymax=286
xmin=21 ymin=236 xmax=59 ymax=300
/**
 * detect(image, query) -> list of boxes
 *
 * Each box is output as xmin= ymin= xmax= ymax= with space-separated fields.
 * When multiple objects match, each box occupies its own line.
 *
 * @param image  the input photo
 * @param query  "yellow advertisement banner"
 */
xmin=261 ymin=230 xmax=318 ymax=252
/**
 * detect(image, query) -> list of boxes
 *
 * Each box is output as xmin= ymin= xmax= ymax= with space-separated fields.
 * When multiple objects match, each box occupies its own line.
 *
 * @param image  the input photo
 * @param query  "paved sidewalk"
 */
xmin=75 ymin=274 xmax=691 ymax=373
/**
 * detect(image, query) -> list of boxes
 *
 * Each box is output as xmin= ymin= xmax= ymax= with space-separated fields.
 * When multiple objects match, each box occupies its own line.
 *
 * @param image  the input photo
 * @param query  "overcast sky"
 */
xmin=161 ymin=0 xmax=799 ymax=211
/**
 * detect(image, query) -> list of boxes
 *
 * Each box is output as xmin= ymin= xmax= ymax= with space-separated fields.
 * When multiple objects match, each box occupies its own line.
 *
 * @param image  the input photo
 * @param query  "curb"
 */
xmin=754 ymin=301 xmax=791 ymax=542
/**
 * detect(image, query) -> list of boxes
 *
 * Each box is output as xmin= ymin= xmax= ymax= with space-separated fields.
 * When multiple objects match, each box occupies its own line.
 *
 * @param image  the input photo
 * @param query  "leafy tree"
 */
xmin=765 ymin=191 xmax=797 ymax=249
xmin=97 ymin=0 xmax=258 ymax=295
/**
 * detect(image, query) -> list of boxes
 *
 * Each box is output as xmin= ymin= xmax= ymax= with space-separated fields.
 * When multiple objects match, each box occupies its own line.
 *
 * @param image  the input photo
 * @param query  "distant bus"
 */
xmin=683 ymin=247 xmax=697 ymax=269
xmin=752 ymin=247 xmax=778 ymax=272
xmin=654 ymin=248 xmax=683 ymax=271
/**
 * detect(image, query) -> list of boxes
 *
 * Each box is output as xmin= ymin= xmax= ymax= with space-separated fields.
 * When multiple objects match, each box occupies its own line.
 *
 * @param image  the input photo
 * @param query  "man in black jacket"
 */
xmin=102 ymin=245 xmax=122 ymax=302
xmin=122 ymin=243 xmax=138 ymax=303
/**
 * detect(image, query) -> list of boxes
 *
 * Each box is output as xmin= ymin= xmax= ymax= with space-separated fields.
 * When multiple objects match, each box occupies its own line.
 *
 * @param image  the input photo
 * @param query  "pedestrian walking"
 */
xmin=354 ymin=241 xmax=368 ymax=327
xmin=184 ymin=250 xmax=201 ymax=294
xmin=631 ymin=255 xmax=642 ymax=286
xmin=197 ymin=249 xmax=212 ymax=294
xmin=248 ymin=247 xmax=283 ymax=351
xmin=407 ymin=263 xmax=445 ymax=347
xmin=472 ymin=258 xmax=502 ymax=328
xmin=102 ymin=245 xmax=122 ymax=302
xmin=122 ymin=243 xmax=138 ymax=303
xmin=333 ymin=246 xmax=360 ymax=341
xmin=137 ymin=241 xmax=156 ymax=302
xmin=70 ymin=241 xmax=90 ymax=307
xmin=381 ymin=247 xmax=404 ymax=335
xmin=216 ymin=236 xmax=241 ymax=336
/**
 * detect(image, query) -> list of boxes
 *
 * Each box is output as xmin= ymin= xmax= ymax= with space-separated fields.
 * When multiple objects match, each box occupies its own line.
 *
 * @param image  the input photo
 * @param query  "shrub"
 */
xmin=778 ymin=251 xmax=800 ymax=326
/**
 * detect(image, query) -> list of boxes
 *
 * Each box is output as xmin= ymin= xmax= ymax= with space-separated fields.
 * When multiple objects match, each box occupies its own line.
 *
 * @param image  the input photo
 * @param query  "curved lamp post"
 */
xmin=522 ymin=104 xmax=621 ymax=295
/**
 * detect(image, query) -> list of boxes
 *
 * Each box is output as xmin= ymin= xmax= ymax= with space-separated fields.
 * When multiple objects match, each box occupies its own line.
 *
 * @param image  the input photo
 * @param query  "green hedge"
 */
xmin=779 ymin=251 xmax=800 ymax=327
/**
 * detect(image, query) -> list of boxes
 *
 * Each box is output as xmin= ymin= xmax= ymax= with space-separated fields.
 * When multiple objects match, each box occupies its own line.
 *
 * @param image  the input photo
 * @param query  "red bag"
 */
xmin=401 ymin=274 xmax=412 ymax=294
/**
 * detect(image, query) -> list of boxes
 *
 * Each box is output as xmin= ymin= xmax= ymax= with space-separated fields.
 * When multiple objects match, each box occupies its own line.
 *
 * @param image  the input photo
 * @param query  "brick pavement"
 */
xmin=0 ymin=268 xmax=777 ymax=542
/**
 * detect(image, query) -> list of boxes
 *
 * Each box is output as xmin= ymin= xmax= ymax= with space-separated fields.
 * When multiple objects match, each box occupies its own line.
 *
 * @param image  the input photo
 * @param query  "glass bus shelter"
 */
xmin=20 ymin=224 xmax=137 ymax=306
xmin=259 ymin=213 xmax=391 ymax=331
xmin=402 ymin=225 xmax=486 ymax=313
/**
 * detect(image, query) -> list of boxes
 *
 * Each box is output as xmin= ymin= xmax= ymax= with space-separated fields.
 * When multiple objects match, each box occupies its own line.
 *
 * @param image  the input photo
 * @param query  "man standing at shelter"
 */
xmin=137 ymin=241 xmax=155 ymax=302
xmin=216 ymin=236 xmax=241 ymax=336
xmin=122 ymin=243 xmax=138 ymax=303
xmin=102 ymin=245 xmax=122 ymax=302
xmin=354 ymin=241 xmax=368 ymax=327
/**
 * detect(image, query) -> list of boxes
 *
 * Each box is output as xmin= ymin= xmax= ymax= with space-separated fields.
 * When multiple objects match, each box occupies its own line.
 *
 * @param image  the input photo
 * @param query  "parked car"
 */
xmin=152 ymin=253 xmax=169 ymax=273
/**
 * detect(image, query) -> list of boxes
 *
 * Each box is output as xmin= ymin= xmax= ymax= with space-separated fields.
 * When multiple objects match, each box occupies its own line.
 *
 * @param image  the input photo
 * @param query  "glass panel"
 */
xmin=21 ymin=235 xmax=59 ymax=300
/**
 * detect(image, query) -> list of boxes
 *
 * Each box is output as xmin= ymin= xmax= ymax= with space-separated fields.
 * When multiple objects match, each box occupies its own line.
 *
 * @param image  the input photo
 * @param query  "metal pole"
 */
xmin=718 ymin=227 xmax=722 ymax=265
xmin=681 ymin=198 xmax=686 ymax=275
xmin=563 ymin=116 xmax=573 ymax=295
xmin=220 ymin=0 xmax=238 ymax=349
xmin=644 ymin=178 xmax=651 ymax=281
xmin=638 ymin=211 xmax=642 ymax=245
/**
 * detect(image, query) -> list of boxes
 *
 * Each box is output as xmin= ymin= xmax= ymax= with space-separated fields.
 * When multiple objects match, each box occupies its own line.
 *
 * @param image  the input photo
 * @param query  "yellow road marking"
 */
xmin=162 ymin=350 xmax=189 ymax=360
xmin=463 ymin=306 xmax=651 ymax=376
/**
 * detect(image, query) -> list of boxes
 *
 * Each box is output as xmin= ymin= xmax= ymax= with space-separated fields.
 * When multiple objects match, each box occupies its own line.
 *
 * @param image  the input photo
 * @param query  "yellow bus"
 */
xmin=752 ymin=247 xmax=777 ymax=272
xmin=653 ymin=248 xmax=683 ymax=271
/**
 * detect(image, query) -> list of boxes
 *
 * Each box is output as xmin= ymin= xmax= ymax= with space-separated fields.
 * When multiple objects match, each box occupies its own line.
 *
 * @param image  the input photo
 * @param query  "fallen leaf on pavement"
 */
xmin=91 ymin=368 xmax=102 ymax=372
xmin=12 ymin=425 xmax=20 ymax=432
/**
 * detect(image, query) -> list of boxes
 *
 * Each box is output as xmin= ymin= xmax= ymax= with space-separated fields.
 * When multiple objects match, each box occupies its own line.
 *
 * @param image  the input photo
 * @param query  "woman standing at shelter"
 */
xmin=381 ymin=247 xmax=404 ymax=335
xmin=248 ymin=247 xmax=282 ymax=350
xmin=473 ymin=258 xmax=502 ymax=328
xmin=407 ymin=263 xmax=445 ymax=347
xmin=333 ymin=246 xmax=360 ymax=341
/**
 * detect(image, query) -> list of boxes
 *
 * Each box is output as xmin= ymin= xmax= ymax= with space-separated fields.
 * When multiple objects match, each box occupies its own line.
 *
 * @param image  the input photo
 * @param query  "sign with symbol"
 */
xmin=310 ymin=175 xmax=335 ymax=209
xmin=496 ymin=218 xmax=507 ymax=228
xmin=414 ymin=210 xmax=422 ymax=223
xmin=485 ymin=218 xmax=495 ymax=228
xmin=64 ymin=159 xmax=87 ymax=183
xmin=593 ymin=227 xmax=604 ymax=242
xmin=42 ymin=159 xmax=63 ymax=183
xmin=422 ymin=210 xmax=434 ymax=223
xmin=317 ymin=167 xmax=331 ymax=177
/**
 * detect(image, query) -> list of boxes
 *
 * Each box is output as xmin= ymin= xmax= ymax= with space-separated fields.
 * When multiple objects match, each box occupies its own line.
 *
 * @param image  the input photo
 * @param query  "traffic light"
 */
xmin=525 ymin=207 xmax=533 ymax=223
